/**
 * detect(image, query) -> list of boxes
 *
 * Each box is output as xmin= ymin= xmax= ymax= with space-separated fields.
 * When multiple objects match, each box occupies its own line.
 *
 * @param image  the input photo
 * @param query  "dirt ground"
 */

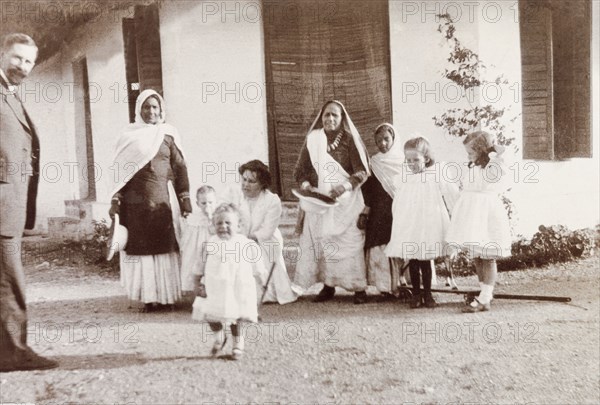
xmin=1 ymin=251 xmax=599 ymax=404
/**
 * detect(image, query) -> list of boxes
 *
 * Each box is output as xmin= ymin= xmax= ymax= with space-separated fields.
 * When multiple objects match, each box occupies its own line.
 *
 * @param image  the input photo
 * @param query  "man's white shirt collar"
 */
xmin=0 ymin=68 xmax=17 ymax=93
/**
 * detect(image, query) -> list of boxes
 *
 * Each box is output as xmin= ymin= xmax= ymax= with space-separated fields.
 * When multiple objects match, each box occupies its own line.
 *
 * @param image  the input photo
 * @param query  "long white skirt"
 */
xmin=259 ymin=231 xmax=297 ymax=305
xmin=294 ymin=211 xmax=367 ymax=292
xmin=366 ymin=244 xmax=397 ymax=293
xmin=120 ymin=251 xmax=181 ymax=304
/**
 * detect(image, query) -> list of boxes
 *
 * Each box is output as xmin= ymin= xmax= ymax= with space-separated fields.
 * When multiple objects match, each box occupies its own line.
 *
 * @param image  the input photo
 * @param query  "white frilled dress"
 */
xmin=239 ymin=190 xmax=297 ymax=304
xmin=446 ymin=155 xmax=512 ymax=259
xmin=195 ymin=234 xmax=267 ymax=324
xmin=179 ymin=212 xmax=214 ymax=292
xmin=385 ymin=164 xmax=459 ymax=260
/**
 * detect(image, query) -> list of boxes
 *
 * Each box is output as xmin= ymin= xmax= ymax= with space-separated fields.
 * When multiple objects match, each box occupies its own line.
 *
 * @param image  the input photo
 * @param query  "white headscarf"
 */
xmin=109 ymin=89 xmax=185 ymax=197
xmin=300 ymin=101 xmax=368 ymax=235
xmin=305 ymin=100 xmax=370 ymax=176
xmin=370 ymin=123 xmax=404 ymax=198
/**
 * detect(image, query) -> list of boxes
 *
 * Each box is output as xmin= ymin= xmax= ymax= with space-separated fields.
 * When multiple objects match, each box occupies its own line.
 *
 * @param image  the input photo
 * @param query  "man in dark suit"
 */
xmin=1 ymin=33 xmax=58 ymax=372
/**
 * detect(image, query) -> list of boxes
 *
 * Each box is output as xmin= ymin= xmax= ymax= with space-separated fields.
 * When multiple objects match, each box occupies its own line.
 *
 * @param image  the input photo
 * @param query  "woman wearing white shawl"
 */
xmin=108 ymin=89 xmax=192 ymax=312
xmin=293 ymin=100 xmax=370 ymax=304
xmin=359 ymin=123 xmax=404 ymax=296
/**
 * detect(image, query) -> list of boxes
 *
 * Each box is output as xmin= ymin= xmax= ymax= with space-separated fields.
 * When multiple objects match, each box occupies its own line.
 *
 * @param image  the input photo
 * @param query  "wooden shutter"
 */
xmin=552 ymin=0 xmax=592 ymax=158
xmin=519 ymin=0 xmax=554 ymax=160
xmin=122 ymin=18 xmax=140 ymax=123
xmin=135 ymin=3 xmax=163 ymax=95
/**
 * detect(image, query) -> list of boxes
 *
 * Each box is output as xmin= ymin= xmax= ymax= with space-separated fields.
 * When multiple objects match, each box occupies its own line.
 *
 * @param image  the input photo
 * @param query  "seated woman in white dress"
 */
xmin=238 ymin=160 xmax=297 ymax=304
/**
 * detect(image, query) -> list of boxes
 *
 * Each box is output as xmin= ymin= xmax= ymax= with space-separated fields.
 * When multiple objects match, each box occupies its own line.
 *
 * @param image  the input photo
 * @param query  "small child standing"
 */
xmin=385 ymin=137 xmax=459 ymax=308
xmin=446 ymin=131 xmax=512 ymax=313
xmin=192 ymin=203 xmax=266 ymax=360
xmin=180 ymin=186 xmax=217 ymax=293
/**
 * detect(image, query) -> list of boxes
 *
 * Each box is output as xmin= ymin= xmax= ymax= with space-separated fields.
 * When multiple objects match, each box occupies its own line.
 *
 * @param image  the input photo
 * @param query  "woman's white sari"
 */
xmin=294 ymin=101 xmax=370 ymax=292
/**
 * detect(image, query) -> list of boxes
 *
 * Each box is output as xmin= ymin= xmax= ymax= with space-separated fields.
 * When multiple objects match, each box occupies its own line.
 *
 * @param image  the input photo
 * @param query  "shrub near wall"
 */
xmin=446 ymin=225 xmax=598 ymax=275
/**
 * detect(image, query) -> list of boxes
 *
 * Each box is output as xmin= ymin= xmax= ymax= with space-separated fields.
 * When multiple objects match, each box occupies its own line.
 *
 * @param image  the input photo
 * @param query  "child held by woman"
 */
xmin=180 ymin=185 xmax=217 ymax=293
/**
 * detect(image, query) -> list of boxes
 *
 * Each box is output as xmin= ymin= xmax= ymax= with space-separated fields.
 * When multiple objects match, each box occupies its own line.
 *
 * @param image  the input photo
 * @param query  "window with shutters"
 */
xmin=72 ymin=57 xmax=95 ymax=200
xmin=519 ymin=0 xmax=592 ymax=160
xmin=122 ymin=3 xmax=164 ymax=123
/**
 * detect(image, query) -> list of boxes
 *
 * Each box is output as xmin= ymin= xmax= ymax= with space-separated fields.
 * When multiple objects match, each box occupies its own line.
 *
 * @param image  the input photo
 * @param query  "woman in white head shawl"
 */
xmin=292 ymin=100 xmax=370 ymax=304
xmin=359 ymin=123 xmax=405 ymax=297
xmin=108 ymin=89 xmax=192 ymax=313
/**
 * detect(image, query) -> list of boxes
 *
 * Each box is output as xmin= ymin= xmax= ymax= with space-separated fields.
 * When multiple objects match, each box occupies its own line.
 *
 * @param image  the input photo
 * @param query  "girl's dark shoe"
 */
xmin=379 ymin=292 xmax=396 ymax=302
xmin=423 ymin=294 xmax=437 ymax=308
xmin=140 ymin=303 xmax=156 ymax=313
xmin=313 ymin=285 xmax=335 ymax=302
xmin=409 ymin=294 xmax=422 ymax=309
xmin=353 ymin=291 xmax=367 ymax=305
xmin=461 ymin=299 xmax=491 ymax=313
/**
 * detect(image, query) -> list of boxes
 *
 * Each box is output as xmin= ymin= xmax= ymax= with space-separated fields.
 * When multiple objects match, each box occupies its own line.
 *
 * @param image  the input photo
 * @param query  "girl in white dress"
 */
xmin=180 ymin=185 xmax=216 ymax=293
xmin=192 ymin=203 xmax=267 ymax=360
xmin=446 ymin=131 xmax=512 ymax=313
xmin=385 ymin=137 xmax=459 ymax=308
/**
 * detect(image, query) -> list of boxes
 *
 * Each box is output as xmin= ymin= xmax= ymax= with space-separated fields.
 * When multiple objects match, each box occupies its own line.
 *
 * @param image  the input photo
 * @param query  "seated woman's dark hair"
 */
xmin=239 ymin=159 xmax=271 ymax=190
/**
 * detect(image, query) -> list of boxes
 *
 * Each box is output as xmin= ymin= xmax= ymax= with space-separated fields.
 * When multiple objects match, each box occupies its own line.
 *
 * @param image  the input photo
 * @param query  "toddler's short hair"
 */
xmin=213 ymin=202 xmax=239 ymax=218
xmin=196 ymin=185 xmax=215 ymax=196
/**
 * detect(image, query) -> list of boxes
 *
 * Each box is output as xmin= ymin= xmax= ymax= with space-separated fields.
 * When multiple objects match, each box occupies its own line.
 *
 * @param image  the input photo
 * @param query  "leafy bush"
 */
xmin=23 ymin=219 xmax=120 ymax=275
xmin=54 ymin=220 xmax=119 ymax=272
xmin=448 ymin=225 xmax=597 ymax=274
xmin=433 ymin=14 xmax=520 ymax=236
xmin=82 ymin=219 xmax=120 ymax=273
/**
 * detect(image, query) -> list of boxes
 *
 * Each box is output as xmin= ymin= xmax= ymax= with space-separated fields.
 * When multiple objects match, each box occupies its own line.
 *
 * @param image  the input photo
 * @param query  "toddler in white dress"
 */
xmin=192 ymin=203 xmax=267 ymax=360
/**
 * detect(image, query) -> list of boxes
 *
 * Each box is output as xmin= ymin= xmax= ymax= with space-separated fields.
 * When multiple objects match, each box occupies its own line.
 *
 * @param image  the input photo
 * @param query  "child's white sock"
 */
xmin=478 ymin=284 xmax=494 ymax=305
xmin=233 ymin=334 xmax=245 ymax=352
xmin=213 ymin=329 xmax=225 ymax=346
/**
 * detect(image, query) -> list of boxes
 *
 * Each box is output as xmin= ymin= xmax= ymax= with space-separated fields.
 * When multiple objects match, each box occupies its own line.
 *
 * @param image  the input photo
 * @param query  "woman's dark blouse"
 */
xmin=120 ymin=135 xmax=189 ymax=255
xmin=294 ymin=131 xmax=368 ymax=188
xmin=361 ymin=173 xmax=393 ymax=250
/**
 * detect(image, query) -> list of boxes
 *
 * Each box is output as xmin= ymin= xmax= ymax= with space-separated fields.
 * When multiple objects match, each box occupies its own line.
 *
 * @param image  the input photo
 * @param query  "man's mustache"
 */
xmin=7 ymin=68 xmax=26 ymax=79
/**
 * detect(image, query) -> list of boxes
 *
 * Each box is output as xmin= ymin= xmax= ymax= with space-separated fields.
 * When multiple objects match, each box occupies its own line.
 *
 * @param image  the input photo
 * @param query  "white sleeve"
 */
xmin=252 ymin=194 xmax=282 ymax=243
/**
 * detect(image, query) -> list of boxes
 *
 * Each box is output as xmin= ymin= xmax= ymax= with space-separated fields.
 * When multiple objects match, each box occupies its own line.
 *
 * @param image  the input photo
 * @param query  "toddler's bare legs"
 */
xmin=230 ymin=322 xmax=245 ymax=360
xmin=208 ymin=322 xmax=227 ymax=357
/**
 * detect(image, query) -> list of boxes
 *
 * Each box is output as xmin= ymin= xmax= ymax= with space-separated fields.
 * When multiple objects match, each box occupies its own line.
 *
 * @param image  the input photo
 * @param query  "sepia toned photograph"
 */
xmin=1 ymin=0 xmax=598 ymax=403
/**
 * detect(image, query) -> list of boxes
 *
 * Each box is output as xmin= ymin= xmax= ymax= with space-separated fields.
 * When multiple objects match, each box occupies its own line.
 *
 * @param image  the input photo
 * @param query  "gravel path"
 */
xmin=1 ymin=255 xmax=599 ymax=404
